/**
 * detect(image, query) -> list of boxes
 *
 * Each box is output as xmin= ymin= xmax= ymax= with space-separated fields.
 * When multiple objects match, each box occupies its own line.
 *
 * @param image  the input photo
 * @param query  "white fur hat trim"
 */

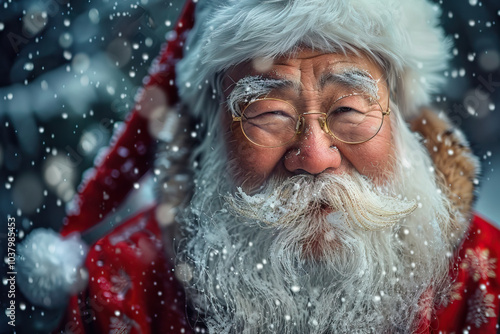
xmin=17 ymin=228 xmax=89 ymax=309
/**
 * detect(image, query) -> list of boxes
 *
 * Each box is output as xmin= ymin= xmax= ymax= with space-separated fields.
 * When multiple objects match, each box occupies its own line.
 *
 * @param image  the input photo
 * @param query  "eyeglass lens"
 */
xmin=241 ymin=94 xmax=384 ymax=147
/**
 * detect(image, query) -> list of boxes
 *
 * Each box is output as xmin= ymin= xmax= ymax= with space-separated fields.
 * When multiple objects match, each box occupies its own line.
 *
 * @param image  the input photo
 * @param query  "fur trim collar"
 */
xmin=410 ymin=109 xmax=480 ymax=236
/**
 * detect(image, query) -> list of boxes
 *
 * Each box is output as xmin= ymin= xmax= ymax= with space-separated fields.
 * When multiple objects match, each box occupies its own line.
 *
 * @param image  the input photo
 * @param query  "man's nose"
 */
xmin=283 ymin=115 xmax=342 ymax=175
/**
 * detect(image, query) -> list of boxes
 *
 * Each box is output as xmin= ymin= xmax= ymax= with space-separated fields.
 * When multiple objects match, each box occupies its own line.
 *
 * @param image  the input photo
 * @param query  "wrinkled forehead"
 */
xmin=222 ymin=49 xmax=387 ymax=99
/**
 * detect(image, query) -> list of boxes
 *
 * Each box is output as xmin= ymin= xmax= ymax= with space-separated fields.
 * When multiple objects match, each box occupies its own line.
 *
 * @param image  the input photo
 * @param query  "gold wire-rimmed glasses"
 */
xmin=232 ymin=91 xmax=391 ymax=148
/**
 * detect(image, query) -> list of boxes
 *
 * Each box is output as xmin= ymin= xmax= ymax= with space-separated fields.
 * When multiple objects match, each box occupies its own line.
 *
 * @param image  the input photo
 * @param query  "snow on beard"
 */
xmin=179 ymin=162 xmax=444 ymax=333
xmin=226 ymin=172 xmax=417 ymax=259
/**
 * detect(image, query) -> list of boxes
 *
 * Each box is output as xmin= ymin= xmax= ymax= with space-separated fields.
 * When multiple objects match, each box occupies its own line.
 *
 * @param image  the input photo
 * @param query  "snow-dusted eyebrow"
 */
xmin=319 ymin=68 xmax=380 ymax=98
xmin=227 ymin=75 xmax=298 ymax=116
xmin=233 ymin=75 xmax=298 ymax=96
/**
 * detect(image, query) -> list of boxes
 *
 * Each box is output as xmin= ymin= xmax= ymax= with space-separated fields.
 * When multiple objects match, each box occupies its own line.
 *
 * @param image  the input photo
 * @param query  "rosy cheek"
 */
xmin=346 ymin=132 xmax=395 ymax=181
xmin=227 ymin=136 xmax=262 ymax=185
xmin=227 ymin=135 xmax=285 ymax=191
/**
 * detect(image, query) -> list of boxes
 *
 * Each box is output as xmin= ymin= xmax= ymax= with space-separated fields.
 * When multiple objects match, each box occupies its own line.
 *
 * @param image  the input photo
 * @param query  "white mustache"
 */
xmin=227 ymin=172 xmax=417 ymax=231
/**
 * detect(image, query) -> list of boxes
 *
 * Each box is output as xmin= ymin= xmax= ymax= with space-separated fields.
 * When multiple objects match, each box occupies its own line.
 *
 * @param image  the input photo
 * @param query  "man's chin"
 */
xmin=296 ymin=211 xmax=342 ymax=261
xmin=301 ymin=239 xmax=335 ymax=262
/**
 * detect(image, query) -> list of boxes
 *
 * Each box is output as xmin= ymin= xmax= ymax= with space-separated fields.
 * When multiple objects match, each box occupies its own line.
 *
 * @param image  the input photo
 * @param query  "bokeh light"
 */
xmin=42 ymin=154 xmax=77 ymax=202
xmin=12 ymin=173 xmax=44 ymax=215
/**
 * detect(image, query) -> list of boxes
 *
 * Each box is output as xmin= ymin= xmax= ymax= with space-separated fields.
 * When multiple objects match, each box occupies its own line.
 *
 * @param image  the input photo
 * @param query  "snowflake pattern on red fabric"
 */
xmin=460 ymin=247 xmax=497 ymax=282
xmin=110 ymin=270 xmax=132 ymax=301
xmin=431 ymin=216 xmax=500 ymax=333
xmin=449 ymin=282 xmax=464 ymax=302
xmin=465 ymin=287 xmax=496 ymax=328
xmin=109 ymin=314 xmax=133 ymax=334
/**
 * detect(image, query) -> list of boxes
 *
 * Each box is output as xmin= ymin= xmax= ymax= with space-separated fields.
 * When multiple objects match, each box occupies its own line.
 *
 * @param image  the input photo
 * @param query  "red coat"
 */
xmin=431 ymin=214 xmax=500 ymax=333
xmin=56 ymin=210 xmax=500 ymax=334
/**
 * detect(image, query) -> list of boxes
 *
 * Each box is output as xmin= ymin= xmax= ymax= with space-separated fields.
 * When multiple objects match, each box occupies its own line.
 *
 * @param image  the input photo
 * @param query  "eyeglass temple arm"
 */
xmin=384 ymin=86 xmax=391 ymax=116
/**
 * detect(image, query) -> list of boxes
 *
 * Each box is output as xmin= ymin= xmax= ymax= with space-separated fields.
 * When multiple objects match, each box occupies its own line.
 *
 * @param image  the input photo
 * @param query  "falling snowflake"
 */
xmin=460 ymin=248 xmax=497 ymax=282
xmin=466 ymin=288 xmax=496 ymax=328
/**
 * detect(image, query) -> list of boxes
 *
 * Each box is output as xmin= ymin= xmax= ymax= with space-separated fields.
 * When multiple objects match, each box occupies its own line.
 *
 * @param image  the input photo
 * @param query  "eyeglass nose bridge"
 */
xmin=297 ymin=112 xmax=329 ymax=135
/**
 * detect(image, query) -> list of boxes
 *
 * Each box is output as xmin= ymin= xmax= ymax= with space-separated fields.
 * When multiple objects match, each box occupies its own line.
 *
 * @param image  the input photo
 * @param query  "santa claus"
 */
xmin=17 ymin=0 xmax=500 ymax=333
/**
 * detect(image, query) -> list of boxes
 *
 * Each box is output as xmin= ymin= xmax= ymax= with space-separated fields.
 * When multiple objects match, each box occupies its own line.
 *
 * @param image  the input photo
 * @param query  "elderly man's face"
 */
xmin=221 ymin=49 xmax=394 ymax=192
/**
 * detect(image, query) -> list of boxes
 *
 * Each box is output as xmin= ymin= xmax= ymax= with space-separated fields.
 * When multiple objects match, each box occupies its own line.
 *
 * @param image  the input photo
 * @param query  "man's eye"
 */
xmin=332 ymin=106 xmax=359 ymax=114
xmin=243 ymin=99 xmax=297 ymax=122
xmin=246 ymin=110 xmax=288 ymax=119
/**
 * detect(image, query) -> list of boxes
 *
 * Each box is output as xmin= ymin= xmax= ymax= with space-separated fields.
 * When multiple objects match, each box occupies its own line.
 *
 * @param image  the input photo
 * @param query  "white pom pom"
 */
xmin=17 ymin=228 xmax=89 ymax=309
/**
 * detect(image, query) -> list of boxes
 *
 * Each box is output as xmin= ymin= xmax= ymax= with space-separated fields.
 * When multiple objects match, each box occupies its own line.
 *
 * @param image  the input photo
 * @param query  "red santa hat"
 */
xmin=17 ymin=0 xmax=197 ymax=309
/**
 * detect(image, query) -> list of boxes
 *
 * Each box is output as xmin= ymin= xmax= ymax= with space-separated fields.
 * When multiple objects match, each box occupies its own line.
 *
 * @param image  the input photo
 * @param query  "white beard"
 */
xmin=175 ymin=111 xmax=457 ymax=334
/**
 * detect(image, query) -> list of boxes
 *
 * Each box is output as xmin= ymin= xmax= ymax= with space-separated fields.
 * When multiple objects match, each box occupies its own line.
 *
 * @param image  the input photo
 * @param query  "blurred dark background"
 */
xmin=0 ymin=0 xmax=499 ymax=333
